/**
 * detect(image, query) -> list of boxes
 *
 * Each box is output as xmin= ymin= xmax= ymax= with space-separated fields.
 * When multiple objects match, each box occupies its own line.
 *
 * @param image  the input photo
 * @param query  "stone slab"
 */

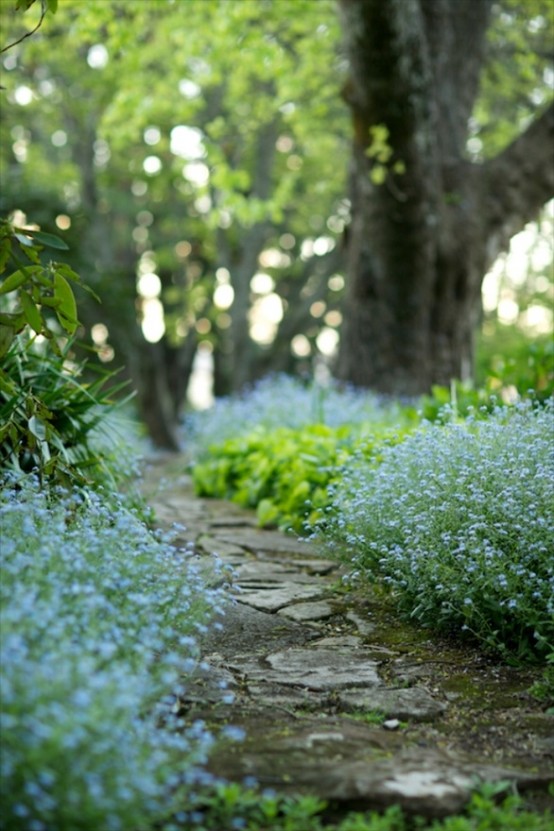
xmin=199 ymin=601 xmax=318 ymax=657
xmin=234 ymin=583 xmax=329 ymax=612
xmin=346 ymin=611 xmax=377 ymax=636
xmin=311 ymin=635 xmax=362 ymax=648
xmin=278 ymin=601 xmax=335 ymax=622
xmin=340 ymin=686 xmax=447 ymax=721
xmin=197 ymin=534 xmax=248 ymax=558
xmin=215 ymin=528 xmax=319 ymax=556
xmin=290 ymin=559 xmax=338 ymax=575
xmin=264 ymin=647 xmax=381 ymax=690
xmin=233 ymin=562 xmax=320 ymax=587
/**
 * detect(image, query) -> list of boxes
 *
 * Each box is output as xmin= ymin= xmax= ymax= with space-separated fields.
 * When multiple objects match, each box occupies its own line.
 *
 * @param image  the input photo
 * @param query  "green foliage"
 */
xmin=473 ymin=0 xmax=554 ymax=158
xmin=419 ymin=334 xmax=554 ymax=422
xmin=0 ymin=218 xmax=90 ymax=358
xmin=476 ymin=324 xmax=554 ymax=402
xmin=425 ymin=788 xmax=552 ymax=831
xmin=173 ymin=782 xmax=552 ymax=830
xmin=1 ymin=0 xmax=57 ymax=57
xmin=365 ymin=124 xmax=406 ymax=186
xmin=418 ymin=382 xmax=499 ymax=423
xmin=0 ymin=215 xmax=129 ymax=488
xmin=183 ymin=782 xmax=329 ymax=831
xmin=14 ymin=0 xmax=57 ymax=13
xmin=0 ymin=335 xmax=129 ymax=487
xmin=192 ymin=423 xmax=409 ymax=533
xmin=0 ymin=0 xmax=347 ymax=396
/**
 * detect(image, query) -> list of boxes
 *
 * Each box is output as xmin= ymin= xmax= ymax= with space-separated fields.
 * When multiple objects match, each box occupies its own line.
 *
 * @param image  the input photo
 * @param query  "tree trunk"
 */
xmin=337 ymin=0 xmax=554 ymax=395
xmin=135 ymin=339 xmax=197 ymax=452
xmin=214 ymin=117 xmax=278 ymax=393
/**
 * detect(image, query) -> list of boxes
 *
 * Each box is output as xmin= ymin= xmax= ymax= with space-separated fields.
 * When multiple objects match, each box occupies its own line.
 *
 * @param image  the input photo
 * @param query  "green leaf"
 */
xmin=257 ymin=498 xmax=280 ymax=527
xmin=0 ymin=311 xmax=26 ymax=330
xmin=38 ymin=295 xmax=62 ymax=309
xmin=0 ymin=239 xmax=11 ymax=274
xmin=0 ymin=326 xmax=15 ymax=360
xmin=55 ymin=263 xmax=100 ymax=301
xmin=28 ymin=414 xmax=47 ymax=442
xmin=22 ymin=246 xmax=41 ymax=265
xmin=26 ymin=230 xmax=69 ymax=250
xmin=0 ymin=270 xmax=28 ymax=295
xmin=54 ymin=264 xmax=80 ymax=282
xmin=53 ymin=273 xmax=78 ymax=333
xmin=20 ymin=292 xmax=44 ymax=335
xmin=370 ymin=165 xmax=387 ymax=185
xmin=47 ymin=0 xmax=58 ymax=12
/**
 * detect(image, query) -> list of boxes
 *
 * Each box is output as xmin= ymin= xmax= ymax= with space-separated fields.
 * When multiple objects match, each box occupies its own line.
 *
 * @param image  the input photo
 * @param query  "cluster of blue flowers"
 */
xmin=0 ymin=474 xmax=224 ymax=830
xmin=322 ymin=401 xmax=554 ymax=660
xmin=185 ymin=373 xmax=408 ymax=455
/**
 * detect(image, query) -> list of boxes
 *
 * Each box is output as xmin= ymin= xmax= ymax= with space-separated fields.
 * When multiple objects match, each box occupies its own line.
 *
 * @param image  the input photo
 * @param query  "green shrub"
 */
xmin=0 ymin=335 xmax=129 ymax=488
xmin=192 ymin=423 xmax=409 ymax=533
xmin=476 ymin=322 xmax=554 ymax=402
xmin=418 ymin=381 xmax=499 ymax=422
xmin=0 ymin=216 xmax=130 ymax=489
xmin=319 ymin=401 xmax=554 ymax=663
xmin=419 ymin=331 xmax=553 ymax=422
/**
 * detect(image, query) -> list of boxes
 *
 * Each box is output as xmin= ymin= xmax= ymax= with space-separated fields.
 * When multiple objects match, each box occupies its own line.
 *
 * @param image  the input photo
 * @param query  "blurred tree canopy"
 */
xmin=1 ymin=0 xmax=552 ymax=446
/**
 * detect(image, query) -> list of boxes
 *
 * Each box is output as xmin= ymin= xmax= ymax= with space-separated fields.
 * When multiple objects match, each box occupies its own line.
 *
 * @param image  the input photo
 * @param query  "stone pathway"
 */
xmin=143 ymin=456 xmax=554 ymax=819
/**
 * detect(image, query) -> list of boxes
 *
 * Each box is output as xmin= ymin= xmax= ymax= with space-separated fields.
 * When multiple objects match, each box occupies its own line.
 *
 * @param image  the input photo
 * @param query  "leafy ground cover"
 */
xmin=193 ymin=423 xmax=409 ymax=532
xmin=189 ymin=374 xmax=415 ymax=532
xmin=172 ymin=781 xmax=553 ymax=830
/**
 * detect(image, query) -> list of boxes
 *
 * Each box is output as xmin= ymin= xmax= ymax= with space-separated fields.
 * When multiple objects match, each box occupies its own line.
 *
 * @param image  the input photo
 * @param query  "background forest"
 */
xmin=0 ymin=0 xmax=552 ymax=449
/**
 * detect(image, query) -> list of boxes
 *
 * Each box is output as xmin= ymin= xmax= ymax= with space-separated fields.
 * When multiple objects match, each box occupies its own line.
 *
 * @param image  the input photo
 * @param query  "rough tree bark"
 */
xmin=337 ymin=0 xmax=554 ymax=395
xmin=136 ymin=334 xmax=197 ymax=451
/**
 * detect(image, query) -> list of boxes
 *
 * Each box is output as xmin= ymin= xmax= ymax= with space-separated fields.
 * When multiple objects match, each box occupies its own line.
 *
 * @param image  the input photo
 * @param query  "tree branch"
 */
xmin=1 ymin=0 xmax=47 ymax=54
xmin=482 ymin=102 xmax=554 ymax=261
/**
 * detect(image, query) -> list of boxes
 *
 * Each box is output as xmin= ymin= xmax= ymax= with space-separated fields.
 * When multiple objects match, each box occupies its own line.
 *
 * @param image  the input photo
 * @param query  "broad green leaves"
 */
xmin=0 ymin=219 xmax=83 ymax=357
xmin=193 ymin=423 xmax=410 ymax=533
xmin=53 ymin=272 xmax=78 ymax=334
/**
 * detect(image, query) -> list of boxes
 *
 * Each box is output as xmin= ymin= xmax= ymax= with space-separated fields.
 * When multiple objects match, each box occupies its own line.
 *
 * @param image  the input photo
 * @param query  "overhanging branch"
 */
xmin=1 ymin=0 xmax=47 ymax=54
xmin=482 ymin=102 xmax=554 ymax=248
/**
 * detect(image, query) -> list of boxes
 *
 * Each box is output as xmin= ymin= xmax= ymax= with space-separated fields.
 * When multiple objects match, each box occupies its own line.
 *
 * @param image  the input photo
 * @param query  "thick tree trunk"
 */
xmin=337 ymin=0 xmax=554 ymax=395
xmin=135 ymin=338 xmax=198 ymax=452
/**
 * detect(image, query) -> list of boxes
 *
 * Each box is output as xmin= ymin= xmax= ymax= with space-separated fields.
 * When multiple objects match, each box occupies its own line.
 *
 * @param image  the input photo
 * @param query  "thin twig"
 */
xmin=1 ymin=1 xmax=47 ymax=55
